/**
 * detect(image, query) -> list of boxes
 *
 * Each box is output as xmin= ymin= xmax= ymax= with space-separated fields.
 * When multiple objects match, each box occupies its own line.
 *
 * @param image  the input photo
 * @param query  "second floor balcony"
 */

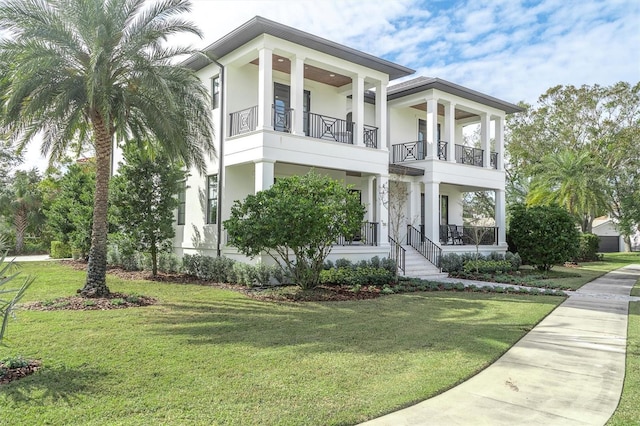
xmin=391 ymin=140 xmax=498 ymax=169
xmin=229 ymin=105 xmax=378 ymax=149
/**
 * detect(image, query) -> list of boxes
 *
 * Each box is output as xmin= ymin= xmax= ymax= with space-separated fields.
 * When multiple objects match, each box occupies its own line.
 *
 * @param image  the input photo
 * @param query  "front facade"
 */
xmin=174 ymin=16 xmax=521 ymax=273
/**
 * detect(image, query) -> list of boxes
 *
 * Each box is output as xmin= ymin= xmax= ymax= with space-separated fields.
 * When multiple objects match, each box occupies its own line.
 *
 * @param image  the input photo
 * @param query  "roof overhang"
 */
xmin=389 ymin=163 xmax=425 ymax=176
xmin=183 ymin=16 xmax=414 ymax=81
xmin=388 ymin=77 xmax=523 ymax=114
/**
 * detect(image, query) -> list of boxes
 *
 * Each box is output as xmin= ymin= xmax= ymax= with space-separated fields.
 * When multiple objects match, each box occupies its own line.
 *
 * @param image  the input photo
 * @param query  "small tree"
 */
xmin=110 ymin=147 xmax=186 ymax=276
xmin=44 ymin=162 xmax=96 ymax=257
xmin=0 ymin=169 xmax=44 ymax=254
xmin=225 ymin=172 xmax=365 ymax=289
xmin=508 ymin=204 xmax=579 ymax=271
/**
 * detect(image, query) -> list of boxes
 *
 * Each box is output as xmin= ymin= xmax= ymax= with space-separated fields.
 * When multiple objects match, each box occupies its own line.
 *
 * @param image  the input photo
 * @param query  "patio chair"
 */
xmin=448 ymin=224 xmax=464 ymax=245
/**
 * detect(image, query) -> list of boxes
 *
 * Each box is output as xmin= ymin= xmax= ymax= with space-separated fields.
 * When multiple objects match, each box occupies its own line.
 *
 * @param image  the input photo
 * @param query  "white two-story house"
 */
xmin=176 ymin=16 xmax=521 ymax=275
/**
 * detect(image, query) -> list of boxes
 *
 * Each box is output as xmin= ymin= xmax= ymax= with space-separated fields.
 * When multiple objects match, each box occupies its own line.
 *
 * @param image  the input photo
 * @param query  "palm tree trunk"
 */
xmin=13 ymin=206 xmax=27 ymax=254
xmin=80 ymin=113 xmax=112 ymax=297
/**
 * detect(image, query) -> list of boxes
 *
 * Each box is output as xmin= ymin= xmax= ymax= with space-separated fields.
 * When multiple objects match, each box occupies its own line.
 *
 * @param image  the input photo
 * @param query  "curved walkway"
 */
xmin=361 ymin=265 xmax=640 ymax=426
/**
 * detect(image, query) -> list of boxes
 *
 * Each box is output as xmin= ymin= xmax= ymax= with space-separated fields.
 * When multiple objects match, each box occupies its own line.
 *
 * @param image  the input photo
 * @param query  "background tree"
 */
xmin=509 ymin=204 xmax=579 ymax=271
xmin=44 ymin=161 xmax=96 ymax=257
xmin=506 ymin=82 xmax=640 ymax=244
xmin=526 ymin=150 xmax=608 ymax=232
xmin=0 ymin=169 xmax=44 ymax=254
xmin=225 ymin=172 xmax=365 ymax=290
xmin=0 ymin=0 xmax=214 ymax=297
xmin=110 ymin=147 xmax=186 ymax=276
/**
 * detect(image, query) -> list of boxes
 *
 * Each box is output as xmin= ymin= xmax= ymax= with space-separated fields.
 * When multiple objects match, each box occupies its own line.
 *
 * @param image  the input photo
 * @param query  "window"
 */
xmin=211 ymin=76 xmax=220 ymax=109
xmin=418 ymin=120 xmax=441 ymax=142
xmin=207 ymin=174 xmax=218 ymax=224
xmin=177 ymin=181 xmax=186 ymax=225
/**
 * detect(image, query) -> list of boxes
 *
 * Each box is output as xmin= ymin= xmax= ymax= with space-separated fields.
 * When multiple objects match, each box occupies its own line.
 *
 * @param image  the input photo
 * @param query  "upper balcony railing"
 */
xmin=391 ymin=140 xmax=448 ymax=163
xmin=229 ymin=106 xmax=379 ymax=149
xmin=391 ymin=140 xmax=498 ymax=169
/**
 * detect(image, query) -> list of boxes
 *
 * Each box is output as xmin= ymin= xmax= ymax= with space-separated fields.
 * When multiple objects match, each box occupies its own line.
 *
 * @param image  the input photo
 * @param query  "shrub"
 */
xmin=233 ymin=262 xmax=255 ymax=286
xmin=254 ymin=263 xmax=276 ymax=286
xmin=508 ymin=204 xmax=579 ymax=271
xmin=440 ymin=253 xmax=463 ymax=273
xmin=505 ymin=252 xmax=522 ymax=270
xmin=50 ymin=240 xmax=71 ymax=259
xmin=463 ymin=260 xmax=513 ymax=274
xmin=576 ymin=233 xmax=600 ymax=261
xmin=320 ymin=267 xmax=394 ymax=287
xmin=182 ymin=254 xmax=237 ymax=283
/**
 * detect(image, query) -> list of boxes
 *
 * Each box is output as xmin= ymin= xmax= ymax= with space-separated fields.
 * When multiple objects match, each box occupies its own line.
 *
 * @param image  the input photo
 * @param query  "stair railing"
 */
xmin=388 ymin=235 xmax=406 ymax=275
xmin=406 ymin=225 xmax=442 ymax=270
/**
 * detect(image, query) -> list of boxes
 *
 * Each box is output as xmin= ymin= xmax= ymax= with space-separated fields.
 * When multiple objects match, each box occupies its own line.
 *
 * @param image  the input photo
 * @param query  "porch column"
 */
xmin=352 ymin=74 xmax=365 ymax=146
xmin=495 ymin=189 xmax=507 ymax=246
xmin=410 ymin=180 xmax=421 ymax=228
xmin=291 ymin=55 xmax=306 ymax=135
xmin=377 ymin=174 xmax=389 ymax=246
xmin=426 ymin=98 xmax=438 ymax=159
xmin=366 ymin=176 xmax=375 ymax=222
xmin=423 ymin=180 xmax=440 ymax=242
xmin=254 ymin=159 xmax=275 ymax=193
xmin=455 ymin=124 xmax=464 ymax=163
xmin=443 ymin=101 xmax=456 ymax=162
xmin=480 ymin=112 xmax=491 ymax=168
xmin=494 ymin=115 xmax=504 ymax=170
xmin=257 ymin=47 xmax=273 ymax=130
xmin=375 ymin=79 xmax=388 ymax=150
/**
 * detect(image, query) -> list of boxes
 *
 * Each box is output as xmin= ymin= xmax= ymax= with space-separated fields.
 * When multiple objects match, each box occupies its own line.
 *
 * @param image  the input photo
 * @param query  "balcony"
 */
xmin=391 ymin=140 xmax=498 ymax=169
xmin=438 ymin=224 xmax=498 ymax=245
xmin=229 ymin=105 xmax=378 ymax=149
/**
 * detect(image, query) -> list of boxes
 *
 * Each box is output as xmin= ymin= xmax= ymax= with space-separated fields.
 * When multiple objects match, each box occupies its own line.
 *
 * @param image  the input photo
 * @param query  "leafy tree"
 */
xmin=0 ymin=0 xmax=214 ymax=297
xmin=508 ymin=204 xmax=579 ymax=271
xmin=44 ymin=162 xmax=95 ymax=257
xmin=225 ymin=172 xmax=365 ymax=290
xmin=506 ymin=82 xmax=640 ymax=244
xmin=0 ymin=169 xmax=44 ymax=254
xmin=110 ymin=147 xmax=186 ymax=276
xmin=0 ymin=139 xmax=21 ymax=188
xmin=526 ymin=150 xmax=608 ymax=232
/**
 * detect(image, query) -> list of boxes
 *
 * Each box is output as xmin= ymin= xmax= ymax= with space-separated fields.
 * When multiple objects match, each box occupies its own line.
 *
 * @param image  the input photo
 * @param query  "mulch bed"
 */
xmin=0 ymin=360 xmax=41 ymax=386
xmin=22 ymin=292 xmax=157 ymax=311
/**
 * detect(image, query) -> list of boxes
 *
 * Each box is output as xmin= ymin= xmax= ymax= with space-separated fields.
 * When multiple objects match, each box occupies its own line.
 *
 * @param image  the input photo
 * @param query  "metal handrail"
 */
xmin=388 ymin=235 xmax=406 ymax=274
xmin=229 ymin=105 xmax=258 ymax=136
xmin=363 ymin=125 xmax=378 ymax=149
xmin=406 ymin=224 xmax=442 ymax=269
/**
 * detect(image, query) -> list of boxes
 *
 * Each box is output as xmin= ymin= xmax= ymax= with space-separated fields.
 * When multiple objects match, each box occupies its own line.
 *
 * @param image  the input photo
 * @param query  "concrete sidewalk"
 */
xmin=361 ymin=265 xmax=640 ymax=426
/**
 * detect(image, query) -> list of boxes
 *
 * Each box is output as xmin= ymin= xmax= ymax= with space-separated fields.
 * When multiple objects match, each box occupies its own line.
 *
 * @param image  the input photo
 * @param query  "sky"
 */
xmin=19 ymin=0 xmax=640 ymax=171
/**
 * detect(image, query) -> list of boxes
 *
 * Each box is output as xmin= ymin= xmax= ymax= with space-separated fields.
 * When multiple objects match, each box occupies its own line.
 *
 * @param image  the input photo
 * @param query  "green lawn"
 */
xmin=1 ymin=261 xmax=562 ymax=425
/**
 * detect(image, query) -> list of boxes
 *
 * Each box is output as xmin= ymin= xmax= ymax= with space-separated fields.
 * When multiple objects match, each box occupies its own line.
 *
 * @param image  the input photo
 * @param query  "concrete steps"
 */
xmin=401 ymin=245 xmax=448 ymax=280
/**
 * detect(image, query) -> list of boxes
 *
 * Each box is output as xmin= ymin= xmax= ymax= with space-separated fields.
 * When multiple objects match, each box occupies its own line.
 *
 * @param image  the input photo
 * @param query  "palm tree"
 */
xmin=0 ymin=0 xmax=214 ymax=296
xmin=527 ymin=150 xmax=608 ymax=232
xmin=0 ymin=169 xmax=45 ymax=254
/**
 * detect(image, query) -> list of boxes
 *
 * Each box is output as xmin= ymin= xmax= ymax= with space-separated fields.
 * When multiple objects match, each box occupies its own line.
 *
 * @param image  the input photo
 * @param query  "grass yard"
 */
xmin=608 ymin=301 xmax=640 ymax=425
xmin=1 ymin=261 xmax=562 ymax=425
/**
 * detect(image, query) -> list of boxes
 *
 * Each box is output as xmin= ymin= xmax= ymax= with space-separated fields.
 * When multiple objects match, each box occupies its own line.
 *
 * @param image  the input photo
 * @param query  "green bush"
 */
xmin=182 ymin=254 xmax=237 ymax=283
xmin=463 ymin=260 xmax=513 ymax=274
xmin=576 ymin=233 xmax=600 ymax=261
xmin=50 ymin=240 xmax=71 ymax=259
xmin=505 ymin=252 xmax=522 ymax=270
xmin=508 ymin=204 xmax=580 ymax=271
xmin=320 ymin=267 xmax=394 ymax=287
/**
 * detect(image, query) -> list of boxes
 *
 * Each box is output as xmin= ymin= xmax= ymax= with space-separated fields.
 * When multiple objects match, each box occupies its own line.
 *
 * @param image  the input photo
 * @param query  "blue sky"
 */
xmin=20 ymin=0 xmax=640 ymax=169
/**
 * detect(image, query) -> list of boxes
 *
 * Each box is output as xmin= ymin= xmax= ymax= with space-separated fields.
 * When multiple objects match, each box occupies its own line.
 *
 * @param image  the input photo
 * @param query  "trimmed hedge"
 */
xmin=576 ymin=233 xmax=600 ymax=261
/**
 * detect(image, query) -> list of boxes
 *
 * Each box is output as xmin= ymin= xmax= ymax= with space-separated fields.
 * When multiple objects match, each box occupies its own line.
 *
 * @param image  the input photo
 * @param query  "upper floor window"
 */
xmin=418 ymin=120 xmax=441 ymax=142
xmin=177 ymin=181 xmax=186 ymax=225
xmin=211 ymin=76 xmax=220 ymax=109
xmin=207 ymin=174 xmax=218 ymax=224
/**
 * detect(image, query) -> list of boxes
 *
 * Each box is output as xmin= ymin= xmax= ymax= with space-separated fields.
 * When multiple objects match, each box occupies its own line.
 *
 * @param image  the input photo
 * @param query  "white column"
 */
xmin=480 ymin=113 xmax=491 ymax=168
xmin=366 ymin=176 xmax=375 ymax=222
xmin=494 ymin=115 xmax=504 ymax=170
xmin=257 ymin=48 xmax=273 ymax=130
xmin=254 ymin=159 xmax=275 ymax=193
xmin=423 ymin=180 xmax=440 ymax=242
xmin=455 ymin=124 xmax=464 ymax=162
xmin=410 ymin=180 xmax=421 ymax=229
xmin=495 ymin=189 xmax=507 ymax=246
xmin=426 ymin=98 xmax=438 ymax=159
xmin=290 ymin=55 xmax=305 ymax=135
xmin=377 ymin=174 xmax=389 ymax=246
xmin=375 ymin=80 xmax=387 ymax=150
xmin=352 ymin=74 xmax=365 ymax=146
xmin=444 ymin=101 xmax=456 ymax=162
